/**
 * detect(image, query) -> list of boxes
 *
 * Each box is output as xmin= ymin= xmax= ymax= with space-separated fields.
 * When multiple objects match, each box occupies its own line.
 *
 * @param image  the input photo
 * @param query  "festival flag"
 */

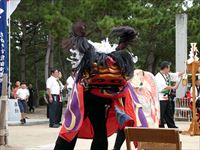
xmin=0 ymin=0 xmax=21 ymax=96
xmin=0 ymin=0 xmax=8 ymax=95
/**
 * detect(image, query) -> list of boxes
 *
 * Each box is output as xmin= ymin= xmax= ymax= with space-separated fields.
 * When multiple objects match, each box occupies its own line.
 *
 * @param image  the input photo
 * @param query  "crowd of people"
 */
xmin=10 ymin=69 xmax=74 ymax=126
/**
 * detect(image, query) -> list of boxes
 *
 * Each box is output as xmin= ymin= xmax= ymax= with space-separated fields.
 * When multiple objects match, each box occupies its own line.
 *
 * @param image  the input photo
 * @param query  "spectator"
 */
xmin=189 ymin=79 xmax=200 ymax=126
xmin=16 ymin=82 xmax=29 ymax=124
xmin=46 ymin=69 xmax=61 ymax=128
xmin=12 ymin=81 xmax=21 ymax=99
xmin=28 ymin=84 xmax=35 ymax=113
xmin=155 ymin=61 xmax=183 ymax=128
xmin=196 ymin=99 xmax=200 ymax=126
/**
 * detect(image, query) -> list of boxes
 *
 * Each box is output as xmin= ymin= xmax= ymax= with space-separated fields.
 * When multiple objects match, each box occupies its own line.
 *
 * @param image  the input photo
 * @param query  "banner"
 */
xmin=0 ymin=0 xmax=8 ymax=96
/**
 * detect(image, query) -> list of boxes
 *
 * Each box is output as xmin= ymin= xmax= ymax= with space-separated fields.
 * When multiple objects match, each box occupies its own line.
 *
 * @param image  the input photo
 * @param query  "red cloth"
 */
xmin=59 ymin=84 xmax=137 ymax=141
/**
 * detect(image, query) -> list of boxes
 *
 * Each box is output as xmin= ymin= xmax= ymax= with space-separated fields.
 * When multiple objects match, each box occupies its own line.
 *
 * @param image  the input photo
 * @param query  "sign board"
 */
xmin=8 ymin=99 xmax=20 ymax=121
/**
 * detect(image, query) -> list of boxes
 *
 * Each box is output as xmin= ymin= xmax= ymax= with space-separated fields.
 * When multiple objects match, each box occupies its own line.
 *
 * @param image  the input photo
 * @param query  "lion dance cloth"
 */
xmin=130 ymin=69 xmax=160 ymax=128
xmin=58 ymin=22 xmax=157 ymax=145
xmin=60 ymin=81 xmax=149 ymax=141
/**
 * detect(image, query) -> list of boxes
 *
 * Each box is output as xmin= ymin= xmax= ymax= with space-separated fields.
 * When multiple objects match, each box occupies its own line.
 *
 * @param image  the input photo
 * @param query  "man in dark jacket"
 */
xmin=28 ymin=84 xmax=35 ymax=112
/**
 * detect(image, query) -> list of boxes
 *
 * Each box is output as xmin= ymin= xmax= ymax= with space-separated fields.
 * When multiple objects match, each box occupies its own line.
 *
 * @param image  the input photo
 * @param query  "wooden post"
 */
xmin=0 ymin=97 xmax=7 ymax=145
xmin=186 ymin=61 xmax=200 ymax=135
xmin=0 ymin=74 xmax=8 ymax=145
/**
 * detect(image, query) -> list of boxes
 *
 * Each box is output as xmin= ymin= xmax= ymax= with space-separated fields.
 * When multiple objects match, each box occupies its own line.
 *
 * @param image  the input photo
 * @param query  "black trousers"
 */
xmin=54 ymin=92 xmax=112 ymax=150
xmin=159 ymin=100 xmax=177 ymax=128
xmin=47 ymin=103 xmax=49 ymax=118
xmin=49 ymin=95 xmax=59 ymax=126
xmin=28 ymin=98 xmax=34 ymax=112
xmin=113 ymin=129 xmax=125 ymax=150
xmin=57 ymin=102 xmax=63 ymax=124
xmin=170 ymin=100 xmax=175 ymax=116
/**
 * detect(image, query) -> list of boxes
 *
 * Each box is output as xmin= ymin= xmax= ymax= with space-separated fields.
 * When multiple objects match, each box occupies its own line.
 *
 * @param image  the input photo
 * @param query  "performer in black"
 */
xmin=54 ymin=22 xmax=147 ymax=150
xmin=28 ymin=84 xmax=35 ymax=113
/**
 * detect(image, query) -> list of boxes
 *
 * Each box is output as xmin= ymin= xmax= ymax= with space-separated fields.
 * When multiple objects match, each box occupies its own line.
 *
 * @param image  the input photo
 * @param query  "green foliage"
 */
xmin=10 ymin=0 xmax=200 ymax=103
xmin=38 ymin=90 xmax=46 ymax=105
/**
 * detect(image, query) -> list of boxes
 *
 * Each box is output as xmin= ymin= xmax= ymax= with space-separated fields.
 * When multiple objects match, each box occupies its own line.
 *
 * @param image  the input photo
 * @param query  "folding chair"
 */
xmin=124 ymin=127 xmax=182 ymax=150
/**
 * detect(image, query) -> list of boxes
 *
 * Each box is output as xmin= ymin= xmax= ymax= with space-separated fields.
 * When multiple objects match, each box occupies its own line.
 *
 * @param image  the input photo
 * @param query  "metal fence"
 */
xmin=175 ymin=98 xmax=192 ymax=121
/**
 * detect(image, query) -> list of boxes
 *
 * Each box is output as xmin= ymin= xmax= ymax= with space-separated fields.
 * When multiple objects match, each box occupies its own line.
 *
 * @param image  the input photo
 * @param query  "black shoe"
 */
xmin=49 ymin=124 xmax=60 ymax=128
xmin=23 ymin=118 xmax=26 ymax=124
xmin=20 ymin=119 xmax=24 ymax=124
xmin=29 ymin=108 xmax=34 ymax=113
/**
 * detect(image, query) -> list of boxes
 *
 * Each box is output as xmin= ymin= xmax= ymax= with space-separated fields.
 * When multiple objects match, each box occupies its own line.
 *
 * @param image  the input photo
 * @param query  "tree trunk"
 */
xmin=34 ymin=43 xmax=39 ymax=107
xmin=20 ymin=25 xmax=26 ymax=82
xmin=58 ymin=38 xmax=67 ymax=80
xmin=45 ymin=33 xmax=53 ymax=81
xmin=146 ymin=48 xmax=156 ymax=74
xmin=20 ymin=52 xmax=25 ymax=81
xmin=49 ymin=37 xmax=54 ymax=73
xmin=48 ymin=0 xmax=54 ymax=76
xmin=34 ymin=64 xmax=39 ymax=107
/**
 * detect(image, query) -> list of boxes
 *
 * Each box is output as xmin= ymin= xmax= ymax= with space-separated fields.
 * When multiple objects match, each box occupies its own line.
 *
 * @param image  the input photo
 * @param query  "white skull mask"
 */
xmin=67 ymin=49 xmax=84 ymax=69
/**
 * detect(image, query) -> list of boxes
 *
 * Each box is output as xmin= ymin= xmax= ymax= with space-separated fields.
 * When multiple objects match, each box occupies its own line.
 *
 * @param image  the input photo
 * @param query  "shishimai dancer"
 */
xmin=54 ymin=22 xmax=148 ymax=150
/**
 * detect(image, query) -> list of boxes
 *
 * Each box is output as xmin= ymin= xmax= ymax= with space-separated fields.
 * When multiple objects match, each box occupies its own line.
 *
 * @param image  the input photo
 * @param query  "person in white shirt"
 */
xmin=155 ymin=61 xmax=183 ymax=128
xmin=46 ymin=69 xmax=62 ymax=128
xmin=16 ymin=83 xmax=30 ymax=124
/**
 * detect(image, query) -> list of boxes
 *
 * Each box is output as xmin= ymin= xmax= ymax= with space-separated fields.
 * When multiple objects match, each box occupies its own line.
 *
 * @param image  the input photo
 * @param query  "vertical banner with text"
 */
xmin=0 ymin=0 xmax=8 ymax=96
